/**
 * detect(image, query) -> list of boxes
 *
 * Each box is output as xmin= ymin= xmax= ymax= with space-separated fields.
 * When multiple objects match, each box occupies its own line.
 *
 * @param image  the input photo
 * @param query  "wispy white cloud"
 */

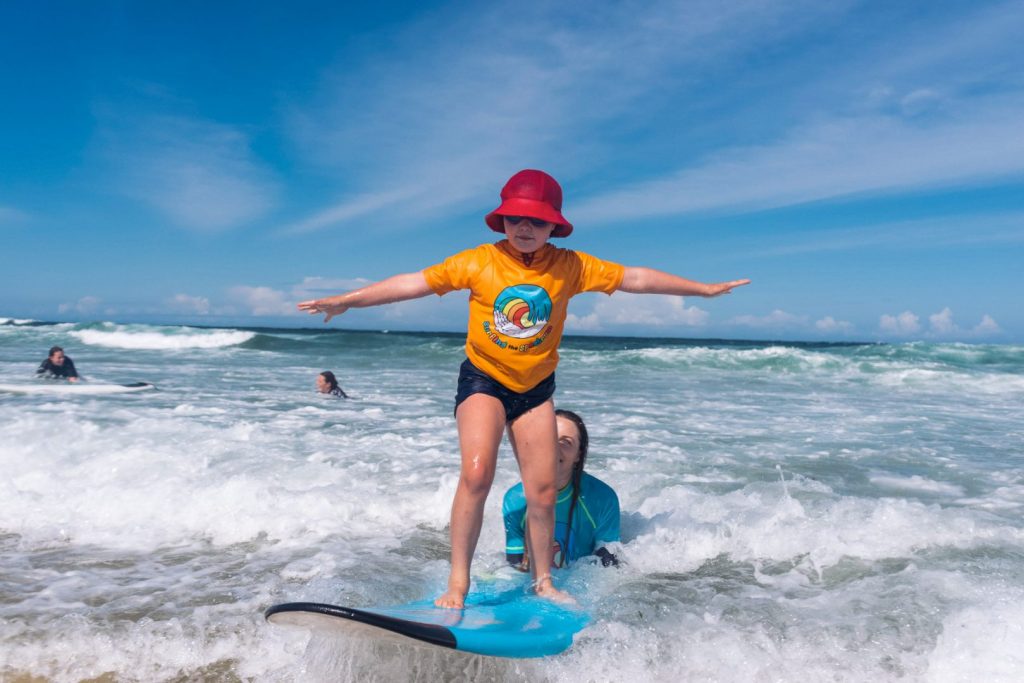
xmin=284 ymin=0 xmax=845 ymax=233
xmin=572 ymin=98 xmax=1024 ymax=223
xmin=226 ymin=286 xmax=295 ymax=317
xmin=731 ymin=309 xmax=807 ymax=329
xmin=281 ymin=189 xmax=420 ymax=235
xmin=973 ymin=314 xmax=1001 ymax=336
xmin=58 ymin=296 xmax=102 ymax=316
xmin=878 ymin=307 xmax=1002 ymax=339
xmin=719 ymin=310 xmax=856 ymax=337
xmin=291 ymin=276 xmax=371 ymax=300
xmin=166 ymin=293 xmax=211 ymax=316
xmin=815 ymin=316 xmax=854 ymax=334
xmin=276 ymin=0 xmax=1024 ymax=236
xmin=732 ymin=212 xmax=1024 ymax=261
xmin=95 ymin=108 xmax=279 ymax=232
xmin=928 ymin=307 xmax=957 ymax=336
xmin=0 ymin=206 xmax=30 ymax=225
xmin=899 ymin=88 xmax=943 ymax=117
xmin=571 ymin=2 xmax=1024 ymax=223
xmin=925 ymin=307 xmax=1003 ymax=339
xmin=879 ymin=311 xmax=921 ymax=337
xmin=567 ymin=292 xmax=708 ymax=332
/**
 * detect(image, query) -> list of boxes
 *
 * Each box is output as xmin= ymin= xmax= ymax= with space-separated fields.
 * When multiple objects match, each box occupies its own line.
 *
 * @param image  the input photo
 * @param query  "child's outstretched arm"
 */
xmin=618 ymin=267 xmax=750 ymax=297
xmin=297 ymin=272 xmax=433 ymax=323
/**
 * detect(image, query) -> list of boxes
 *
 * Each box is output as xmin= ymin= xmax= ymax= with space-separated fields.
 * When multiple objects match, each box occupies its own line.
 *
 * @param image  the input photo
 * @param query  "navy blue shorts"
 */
xmin=454 ymin=359 xmax=555 ymax=423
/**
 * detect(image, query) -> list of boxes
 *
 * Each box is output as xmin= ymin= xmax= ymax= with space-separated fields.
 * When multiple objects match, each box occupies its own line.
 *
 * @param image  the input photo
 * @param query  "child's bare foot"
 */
xmin=533 ymin=575 xmax=576 ymax=606
xmin=434 ymin=583 xmax=468 ymax=609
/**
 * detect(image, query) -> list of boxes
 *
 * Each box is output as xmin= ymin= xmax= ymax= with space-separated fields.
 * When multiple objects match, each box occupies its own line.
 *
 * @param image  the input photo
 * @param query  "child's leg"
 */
xmin=435 ymin=393 xmax=505 ymax=609
xmin=507 ymin=400 xmax=572 ymax=602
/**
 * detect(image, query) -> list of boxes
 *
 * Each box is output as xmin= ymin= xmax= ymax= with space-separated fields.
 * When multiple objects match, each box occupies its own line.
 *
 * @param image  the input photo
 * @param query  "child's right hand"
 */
xmin=297 ymin=299 xmax=349 ymax=323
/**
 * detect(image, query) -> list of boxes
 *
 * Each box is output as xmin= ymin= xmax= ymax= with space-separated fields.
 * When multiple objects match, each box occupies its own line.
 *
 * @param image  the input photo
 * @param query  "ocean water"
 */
xmin=1 ymin=319 xmax=1023 ymax=682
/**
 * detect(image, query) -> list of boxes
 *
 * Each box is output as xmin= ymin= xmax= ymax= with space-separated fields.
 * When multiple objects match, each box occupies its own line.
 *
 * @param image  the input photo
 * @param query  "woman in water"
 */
xmin=316 ymin=370 xmax=348 ymax=398
xmin=503 ymin=408 xmax=619 ymax=570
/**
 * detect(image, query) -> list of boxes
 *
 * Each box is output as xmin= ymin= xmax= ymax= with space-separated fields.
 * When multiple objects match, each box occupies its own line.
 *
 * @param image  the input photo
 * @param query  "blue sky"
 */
xmin=2 ymin=0 xmax=1022 ymax=342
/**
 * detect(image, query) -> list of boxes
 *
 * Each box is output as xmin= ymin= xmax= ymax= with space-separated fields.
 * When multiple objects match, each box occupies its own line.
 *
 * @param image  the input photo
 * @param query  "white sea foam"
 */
xmin=2 ymin=325 xmax=1022 ymax=681
xmin=625 ymin=481 xmax=1022 ymax=575
xmin=0 ymin=601 xmax=298 ymax=682
xmin=552 ymin=610 xmax=930 ymax=682
xmin=609 ymin=344 xmax=841 ymax=371
xmin=957 ymin=484 xmax=1024 ymax=510
xmin=69 ymin=325 xmax=255 ymax=349
xmin=568 ymin=343 xmax=1024 ymax=398
xmin=926 ymin=599 xmax=1024 ymax=682
xmin=0 ymin=406 xmax=456 ymax=552
xmin=870 ymin=474 xmax=965 ymax=496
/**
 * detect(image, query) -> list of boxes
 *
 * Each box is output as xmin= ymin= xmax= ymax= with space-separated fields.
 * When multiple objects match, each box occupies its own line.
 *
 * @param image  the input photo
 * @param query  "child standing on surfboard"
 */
xmin=298 ymin=169 xmax=749 ymax=608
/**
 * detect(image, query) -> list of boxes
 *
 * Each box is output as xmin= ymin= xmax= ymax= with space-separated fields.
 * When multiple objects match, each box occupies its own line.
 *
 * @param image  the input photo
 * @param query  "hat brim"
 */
xmin=485 ymin=198 xmax=573 ymax=238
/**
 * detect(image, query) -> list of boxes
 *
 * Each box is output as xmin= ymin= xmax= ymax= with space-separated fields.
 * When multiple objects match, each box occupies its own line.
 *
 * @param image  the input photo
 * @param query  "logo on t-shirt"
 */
xmin=493 ymin=284 xmax=552 ymax=339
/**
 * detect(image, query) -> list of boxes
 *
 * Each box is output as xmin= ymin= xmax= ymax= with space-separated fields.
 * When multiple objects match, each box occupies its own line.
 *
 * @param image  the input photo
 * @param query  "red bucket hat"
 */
xmin=485 ymin=169 xmax=573 ymax=238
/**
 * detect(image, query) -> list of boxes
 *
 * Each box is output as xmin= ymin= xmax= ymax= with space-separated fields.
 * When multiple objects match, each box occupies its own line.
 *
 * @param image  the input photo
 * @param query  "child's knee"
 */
xmin=459 ymin=468 xmax=495 ymax=496
xmin=524 ymin=485 xmax=556 ymax=508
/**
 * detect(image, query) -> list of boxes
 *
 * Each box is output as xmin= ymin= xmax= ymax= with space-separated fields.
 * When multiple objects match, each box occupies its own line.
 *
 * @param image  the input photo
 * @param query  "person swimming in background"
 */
xmin=504 ymin=409 xmax=619 ymax=570
xmin=316 ymin=371 xmax=348 ymax=398
xmin=299 ymin=168 xmax=747 ymax=608
xmin=36 ymin=346 xmax=79 ymax=382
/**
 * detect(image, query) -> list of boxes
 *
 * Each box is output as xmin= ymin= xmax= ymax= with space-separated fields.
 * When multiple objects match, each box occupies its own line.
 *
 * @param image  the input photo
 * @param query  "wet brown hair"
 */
xmin=555 ymin=408 xmax=588 ymax=566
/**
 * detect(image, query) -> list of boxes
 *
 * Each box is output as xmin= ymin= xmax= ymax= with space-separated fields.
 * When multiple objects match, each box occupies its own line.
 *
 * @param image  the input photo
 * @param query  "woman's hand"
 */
xmin=297 ymin=298 xmax=349 ymax=323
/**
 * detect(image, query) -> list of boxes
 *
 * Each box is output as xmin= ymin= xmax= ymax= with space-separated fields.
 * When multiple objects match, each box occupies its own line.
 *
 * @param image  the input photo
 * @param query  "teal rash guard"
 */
xmin=503 ymin=472 xmax=620 ymax=567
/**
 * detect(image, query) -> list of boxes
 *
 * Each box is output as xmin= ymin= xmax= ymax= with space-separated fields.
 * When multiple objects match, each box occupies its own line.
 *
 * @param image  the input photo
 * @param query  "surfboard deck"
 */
xmin=266 ymin=587 xmax=589 ymax=658
xmin=0 ymin=381 xmax=156 ymax=395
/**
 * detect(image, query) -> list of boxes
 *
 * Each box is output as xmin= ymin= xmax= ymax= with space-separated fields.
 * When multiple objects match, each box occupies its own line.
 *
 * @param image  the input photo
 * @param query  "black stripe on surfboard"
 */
xmin=264 ymin=602 xmax=457 ymax=649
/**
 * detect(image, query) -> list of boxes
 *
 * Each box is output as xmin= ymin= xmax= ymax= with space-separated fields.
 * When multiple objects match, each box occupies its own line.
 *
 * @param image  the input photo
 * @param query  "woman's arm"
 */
xmin=297 ymin=271 xmax=433 ymax=323
xmin=618 ymin=267 xmax=750 ymax=297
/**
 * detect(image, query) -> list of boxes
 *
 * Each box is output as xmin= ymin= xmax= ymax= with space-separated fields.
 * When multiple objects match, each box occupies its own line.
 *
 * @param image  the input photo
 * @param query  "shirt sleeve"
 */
xmin=574 ymin=251 xmax=625 ymax=295
xmin=502 ymin=486 xmax=527 ymax=555
xmin=64 ymin=358 xmax=78 ymax=378
xmin=593 ymin=483 xmax=621 ymax=546
xmin=422 ymin=246 xmax=487 ymax=296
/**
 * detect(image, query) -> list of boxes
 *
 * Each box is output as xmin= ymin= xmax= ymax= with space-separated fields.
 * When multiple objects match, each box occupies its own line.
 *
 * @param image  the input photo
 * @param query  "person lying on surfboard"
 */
xmin=298 ymin=168 xmax=749 ymax=608
xmin=36 ymin=346 xmax=79 ymax=382
xmin=504 ymin=409 xmax=620 ymax=570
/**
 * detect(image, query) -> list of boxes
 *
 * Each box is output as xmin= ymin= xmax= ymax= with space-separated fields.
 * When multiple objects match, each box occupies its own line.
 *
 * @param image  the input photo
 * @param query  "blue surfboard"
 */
xmin=265 ymin=585 xmax=589 ymax=658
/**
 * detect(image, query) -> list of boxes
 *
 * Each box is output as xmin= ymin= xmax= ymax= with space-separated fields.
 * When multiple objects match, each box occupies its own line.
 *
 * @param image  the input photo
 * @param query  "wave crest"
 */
xmin=70 ymin=325 xmax=255 ymax=350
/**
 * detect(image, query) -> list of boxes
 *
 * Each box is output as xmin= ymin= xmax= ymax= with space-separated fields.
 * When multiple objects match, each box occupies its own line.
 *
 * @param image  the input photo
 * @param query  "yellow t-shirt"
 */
xmin=422 ymin=241 xmax=624 ymax=392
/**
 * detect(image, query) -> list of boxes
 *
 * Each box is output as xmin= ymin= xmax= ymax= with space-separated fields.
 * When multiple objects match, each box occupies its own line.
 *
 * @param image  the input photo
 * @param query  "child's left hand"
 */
xmin=705 ymin=279 xmax=751 ymax=297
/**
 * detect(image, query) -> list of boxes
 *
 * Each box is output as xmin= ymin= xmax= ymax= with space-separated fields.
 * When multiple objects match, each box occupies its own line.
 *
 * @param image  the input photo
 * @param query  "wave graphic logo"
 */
xmin=493 ymin=285 xmax=552 ymax=339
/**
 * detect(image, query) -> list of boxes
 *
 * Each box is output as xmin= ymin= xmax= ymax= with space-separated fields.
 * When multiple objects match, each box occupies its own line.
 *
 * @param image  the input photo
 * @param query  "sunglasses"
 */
xmin=504 ymin=215 xmax=552 ymax=228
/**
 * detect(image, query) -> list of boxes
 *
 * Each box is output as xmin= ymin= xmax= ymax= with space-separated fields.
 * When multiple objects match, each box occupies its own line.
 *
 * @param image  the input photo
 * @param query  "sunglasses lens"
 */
xmin=505 ymin=215 xmax=552 ymax=227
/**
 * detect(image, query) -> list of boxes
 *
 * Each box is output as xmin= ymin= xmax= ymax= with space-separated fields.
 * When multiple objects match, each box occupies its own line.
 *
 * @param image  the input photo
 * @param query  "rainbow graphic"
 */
xmin=493 ymin=285 xmax=552 ymax=339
